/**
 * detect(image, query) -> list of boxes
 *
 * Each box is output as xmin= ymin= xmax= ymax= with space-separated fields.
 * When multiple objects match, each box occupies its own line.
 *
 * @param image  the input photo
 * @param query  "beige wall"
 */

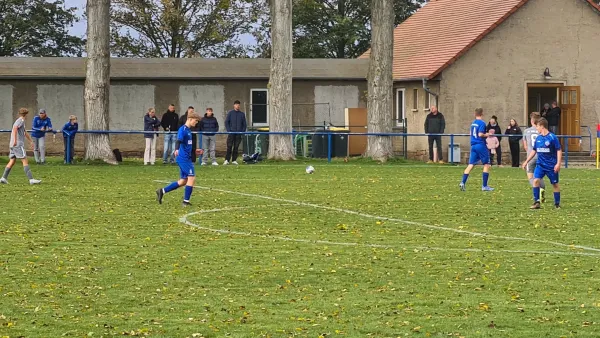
xmin=438 ymin=0 xmax=600 ymax=154
xmin=0 ymin=79 xmax=366 ymax=156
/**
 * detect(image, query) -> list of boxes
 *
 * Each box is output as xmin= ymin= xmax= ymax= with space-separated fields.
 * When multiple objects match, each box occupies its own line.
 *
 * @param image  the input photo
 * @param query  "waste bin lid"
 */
xmin=448 ymin=143 xmax=460 ymax=148
xmin=329 ymin=127 xmax=349 ymax=132
xmin=257 ymin=127 xmax=269 ymax=131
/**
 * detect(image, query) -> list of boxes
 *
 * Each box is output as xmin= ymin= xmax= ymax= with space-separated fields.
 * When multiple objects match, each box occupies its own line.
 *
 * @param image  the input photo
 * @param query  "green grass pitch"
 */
xmin=1 ymin=159 xmax=599 ymax=337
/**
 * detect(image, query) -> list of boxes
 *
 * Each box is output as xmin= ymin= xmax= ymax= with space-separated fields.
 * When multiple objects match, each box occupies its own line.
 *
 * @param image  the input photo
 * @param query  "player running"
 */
xmin=459 ymin=108 xmax=494 ymax=192
xmin=156 ymin=110 xmax=201 ymax=206
xmin=1 ymin=108 xmax=42 ymax=185
xmin=522 ymin=112 xmax=546 ymax=202
xmin=522 ymin=117 xmax=562 ymax=209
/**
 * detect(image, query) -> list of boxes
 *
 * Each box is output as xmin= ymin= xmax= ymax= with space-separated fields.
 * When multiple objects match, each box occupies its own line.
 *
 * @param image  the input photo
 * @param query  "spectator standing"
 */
xmin=486 ymin=129 xmax=500 ymax=165
xmin=424 ymin=105 xmax=446 ymax=164
xmin=547 ymin=101 xmax=561 ymax=134
xmin=224 ymin=100 xmax=247 ymax=165
xmin=505 ymin=118 xmax=523 ymax=167
xmin=160 ymin=104 xmax=179 ymax=164
xmin=486 ymin=116 xmax=503 ymax=166
xmin=60 ymin=115 xmax=79 ymax=164
xmin=540 ymin=103 xmax=551 ymax=120
xmin=199 ymin=108 xmax=219 ymax=166
xmin=144 ymin=108 xmax=161 ymax=165
xmin=179 ymin=106 xmax=200 ymax=163
xmin=31 ymin=109 xmax=56 ymax=164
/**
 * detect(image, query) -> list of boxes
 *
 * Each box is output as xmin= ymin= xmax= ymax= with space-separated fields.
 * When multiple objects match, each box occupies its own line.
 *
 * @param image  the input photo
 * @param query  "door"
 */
xmin=345 ymin=108 xmax=367 ymax=155
xmin=559 ymin=86 xmax=580 ymax=151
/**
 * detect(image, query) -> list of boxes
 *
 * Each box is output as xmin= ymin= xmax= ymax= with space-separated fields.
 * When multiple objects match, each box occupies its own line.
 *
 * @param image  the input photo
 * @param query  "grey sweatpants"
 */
xmin=202 ymin=135 xmax=217 ymax=163
xmin=33 ymin=136 xmax=46 ymax=163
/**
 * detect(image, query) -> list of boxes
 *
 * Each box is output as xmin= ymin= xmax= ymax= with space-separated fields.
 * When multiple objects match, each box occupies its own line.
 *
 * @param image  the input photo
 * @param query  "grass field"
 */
xmin=1 ymin=159 xmax=599 ymax=338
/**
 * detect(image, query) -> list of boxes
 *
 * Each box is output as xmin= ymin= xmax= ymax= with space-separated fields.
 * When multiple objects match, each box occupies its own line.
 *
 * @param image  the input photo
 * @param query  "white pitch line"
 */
xmin=180 ymin=205 xmax=600 ymax=257
xmin=155 ymin=180 xmax=600 ymax=254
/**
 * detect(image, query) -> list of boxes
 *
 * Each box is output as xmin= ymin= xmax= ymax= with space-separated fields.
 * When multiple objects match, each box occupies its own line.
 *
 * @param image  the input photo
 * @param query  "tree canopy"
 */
xmin=110 ymin=0 xmax=262 ymax=58
xmin=253 ymin=0 xmax=424 ymax=58
xmin=0 ymin=0 xmax=85 ymax=57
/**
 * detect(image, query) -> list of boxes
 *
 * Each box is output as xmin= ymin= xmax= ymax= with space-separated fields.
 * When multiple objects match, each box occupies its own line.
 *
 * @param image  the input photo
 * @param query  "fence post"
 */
xmin=327 ymin=132 xmax=332 ymax=163
xmin=450 ymin=134 xmax=454 ymax=164
xmin=564 ymin=137 xmax=569 ymax=169
xmin=66 ymin=133 xmax=71 ymax=164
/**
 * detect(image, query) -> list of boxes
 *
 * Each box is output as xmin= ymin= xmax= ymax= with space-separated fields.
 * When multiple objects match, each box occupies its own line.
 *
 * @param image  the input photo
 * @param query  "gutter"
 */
xmin=422 ymin=78 xmax=439 ymax=104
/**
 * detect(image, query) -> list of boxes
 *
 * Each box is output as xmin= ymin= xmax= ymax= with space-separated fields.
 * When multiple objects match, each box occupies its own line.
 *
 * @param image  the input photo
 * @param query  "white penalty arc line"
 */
xmin=179 ymin=205 xmax=600 ymax=257
xmin=155 ymin=180 xmax=600 ymax=254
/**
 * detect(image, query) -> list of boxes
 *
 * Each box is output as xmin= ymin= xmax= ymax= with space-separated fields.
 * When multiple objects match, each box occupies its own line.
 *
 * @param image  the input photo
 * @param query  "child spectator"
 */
xmin=144 ymin=108 xmax=161 ymax=165
xmin=199 ymin=108 xmax=219 ymax=166
xmin=486 ymin=128 xmax=500 ymax=165
xmin=61 ymin=115 xmax=79 ymax=164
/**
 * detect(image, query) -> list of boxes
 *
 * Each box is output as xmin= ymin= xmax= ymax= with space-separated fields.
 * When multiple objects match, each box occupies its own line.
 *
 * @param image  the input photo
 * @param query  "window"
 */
xmin=396 ymin=88 xmax=405 ymax=126
xmin=429 ymin=93 xmax=437 ymax=108
xmin=250 ymin=89 xmax=268 ymax=126
xmin=424 ymin=92 xmax=430 ymax=110
xmin=412 ymin=89 xmax=419 ymax=111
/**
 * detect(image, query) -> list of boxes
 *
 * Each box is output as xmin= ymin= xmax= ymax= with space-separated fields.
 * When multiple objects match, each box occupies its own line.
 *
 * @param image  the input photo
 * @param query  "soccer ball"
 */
xmin=306 ymin=165 xmax=315 ymax=174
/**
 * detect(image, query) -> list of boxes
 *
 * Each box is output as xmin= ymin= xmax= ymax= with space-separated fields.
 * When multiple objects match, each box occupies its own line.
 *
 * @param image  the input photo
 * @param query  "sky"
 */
xmin=62 ymin=0 xmax=256 ymax=45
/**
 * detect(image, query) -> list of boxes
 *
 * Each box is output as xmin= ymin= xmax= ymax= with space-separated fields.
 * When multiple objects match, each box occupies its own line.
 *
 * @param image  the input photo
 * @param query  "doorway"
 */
xmin=525 ymin=83 xmax=581 ymax=151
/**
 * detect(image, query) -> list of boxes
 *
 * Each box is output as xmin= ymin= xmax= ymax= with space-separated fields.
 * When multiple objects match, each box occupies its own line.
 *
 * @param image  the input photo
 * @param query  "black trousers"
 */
xmin=63 ymin=136 xmax=75 ymax=163
xmin=226 ymin=134 xmax=243 ymax=161
xmin=489 ymin=144 xmax=502 ymax=165
xmin=509 ymin=141 xmax=520 ymax=167
xmin=428 ymin=135 xmax=443 ymax=161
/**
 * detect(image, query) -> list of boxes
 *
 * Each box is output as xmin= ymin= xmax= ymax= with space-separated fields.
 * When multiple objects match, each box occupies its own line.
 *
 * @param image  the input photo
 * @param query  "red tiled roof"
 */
xmin=361 ymin=0 xmax=600 ymax=81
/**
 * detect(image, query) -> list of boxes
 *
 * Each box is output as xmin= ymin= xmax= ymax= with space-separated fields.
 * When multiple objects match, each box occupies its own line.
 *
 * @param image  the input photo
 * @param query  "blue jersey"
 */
xmin=533 ymin=132 xmax=561 ymax=170
xmin=176 ymin=125 xmax=193 ymax=163
xmin=470 ymin=119 xmax=487 ymax=146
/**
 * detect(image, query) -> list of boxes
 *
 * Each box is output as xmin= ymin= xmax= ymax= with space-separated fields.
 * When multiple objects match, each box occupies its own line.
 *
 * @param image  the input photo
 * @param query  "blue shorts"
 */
xmin=468 ymin=144 xmax=490 ymax=165
xmin=178 ymin=161 xmax=195 ymax=179
xmin=534 ymin=166 xmax=559 ymax=184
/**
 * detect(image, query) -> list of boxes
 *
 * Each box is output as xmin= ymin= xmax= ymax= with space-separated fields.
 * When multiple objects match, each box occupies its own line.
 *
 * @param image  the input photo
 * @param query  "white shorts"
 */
xmin=9 ymin=146 xmax=26 ymax=159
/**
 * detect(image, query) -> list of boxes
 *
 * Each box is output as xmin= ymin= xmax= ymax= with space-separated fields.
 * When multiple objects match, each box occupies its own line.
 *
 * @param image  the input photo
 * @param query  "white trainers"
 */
xmin=223 ymin=160 xmax=229 ymax=165
xmin=0 ymin=177 xmax=8 ymax=184
xmin=200 ymin=162 xmax=207 ymax=166
xmin=232 ymin=161 xmax=239 ymax=165
xmin=29 ymin=179 xmax=41 ymax=185
xmin=212 ymin=162 xmax=219 ymax=166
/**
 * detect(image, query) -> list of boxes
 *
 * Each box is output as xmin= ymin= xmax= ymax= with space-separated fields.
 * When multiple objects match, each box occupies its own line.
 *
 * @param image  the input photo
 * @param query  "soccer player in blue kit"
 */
xmin=156 ymin=111 xmax=201 ymax=206
xmin=522 ymin=117 xmax=562 ymax=209
xmin=459 ymin=108 xmax=494 ymax=192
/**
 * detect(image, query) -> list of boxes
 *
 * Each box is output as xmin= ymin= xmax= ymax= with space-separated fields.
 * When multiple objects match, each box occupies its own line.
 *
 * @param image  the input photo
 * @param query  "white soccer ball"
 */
xmin=306 ymin=165 xmax=315 ymax=174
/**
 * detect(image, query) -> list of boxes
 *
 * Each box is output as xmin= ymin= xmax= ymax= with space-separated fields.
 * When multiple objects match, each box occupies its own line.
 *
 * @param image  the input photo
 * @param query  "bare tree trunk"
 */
xmin=365 ymin=0 xmax=394 ymax=162
xmin=267 ymin=0 xmax=295 ymax=160
xmin=85 ymin=0 xmax=116 ymax=163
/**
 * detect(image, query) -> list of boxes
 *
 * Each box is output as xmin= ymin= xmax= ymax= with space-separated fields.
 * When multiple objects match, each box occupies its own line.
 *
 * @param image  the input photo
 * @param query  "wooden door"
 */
xmin=345 ymin=108 xmax=367 ymax=156
xmin=559 ymin=86 xmax=581 ymax=151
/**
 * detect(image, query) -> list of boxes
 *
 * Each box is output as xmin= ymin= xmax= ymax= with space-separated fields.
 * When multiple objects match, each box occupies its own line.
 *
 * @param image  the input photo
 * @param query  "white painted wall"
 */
xmin=314 ymin=85 xmax=359 ymax=127
xmin=37 ymin=85 xmax=84 ymax=130
xmin=109 ymin=85 xmax=155 ymax=130
xmin=179 ymin=85 xmax=226 ymax=130
xmin=0 ymin=85 xmax=14 ymax=130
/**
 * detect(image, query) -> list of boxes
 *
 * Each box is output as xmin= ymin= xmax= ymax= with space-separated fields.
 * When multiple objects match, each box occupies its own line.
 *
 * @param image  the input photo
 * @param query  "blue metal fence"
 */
xmin=0 ymin=129 xmax=584 ymax=168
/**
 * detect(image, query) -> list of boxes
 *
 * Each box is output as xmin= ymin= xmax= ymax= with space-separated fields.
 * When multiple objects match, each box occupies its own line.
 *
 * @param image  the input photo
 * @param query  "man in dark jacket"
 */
xmin=224 ymin=100 xmax=247 ymax=165
xmin=179 ymin=106 xmax=200 ymax=163
xmin=424 ymin=106 xmax=446 ymax=163
xmin=486 ymin=116 xmax=503 ymax=166
xmin=547 ymin=101 xmax=561 ymax=134
xmin=199 ymin=108 xmax=219 ymax=165
xmin=161 ymin=104 xmax=179 ymax=164
xmin=144 ymin=108 xmax=161 ymax=165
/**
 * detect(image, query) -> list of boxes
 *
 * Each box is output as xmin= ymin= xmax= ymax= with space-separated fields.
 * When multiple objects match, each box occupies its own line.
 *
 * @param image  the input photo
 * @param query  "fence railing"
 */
xmin=0 ymin=129 xmax=587 ymax=168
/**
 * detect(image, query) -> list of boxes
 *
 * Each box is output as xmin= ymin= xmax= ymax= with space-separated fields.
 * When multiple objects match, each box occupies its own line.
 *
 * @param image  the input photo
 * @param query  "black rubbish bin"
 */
xmin=311 ymin=130 xmax=329 ymax=158
xmin=242 ymin=130 xmax=256 ymax=154
xmin=329 ymin=128 xmax=349 ymax=157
